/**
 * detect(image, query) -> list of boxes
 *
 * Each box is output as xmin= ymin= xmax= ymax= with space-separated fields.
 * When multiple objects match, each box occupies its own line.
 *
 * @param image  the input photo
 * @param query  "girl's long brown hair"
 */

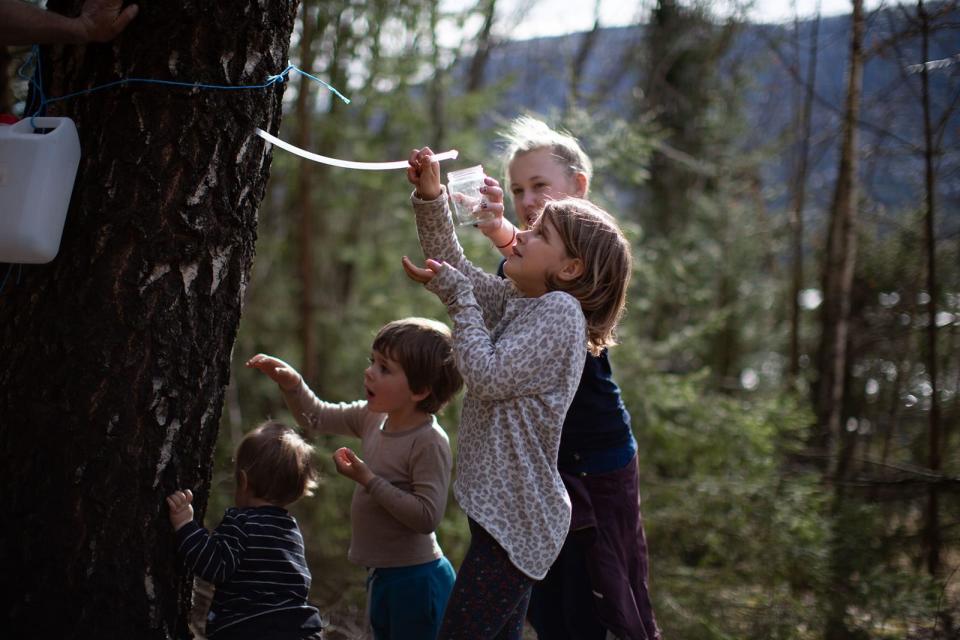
xmin=540 ymin=199 xmax=632 ymax=356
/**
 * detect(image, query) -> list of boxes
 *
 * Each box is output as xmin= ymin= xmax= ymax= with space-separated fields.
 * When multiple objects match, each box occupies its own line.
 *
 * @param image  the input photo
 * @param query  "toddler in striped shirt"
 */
xmin=166 ymin=421 xmax=325 ymax=639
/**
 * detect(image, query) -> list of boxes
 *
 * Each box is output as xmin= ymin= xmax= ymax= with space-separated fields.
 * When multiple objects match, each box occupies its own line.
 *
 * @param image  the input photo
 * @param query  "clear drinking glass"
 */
xmin=447 ymin=165 xmax=491 ymax=226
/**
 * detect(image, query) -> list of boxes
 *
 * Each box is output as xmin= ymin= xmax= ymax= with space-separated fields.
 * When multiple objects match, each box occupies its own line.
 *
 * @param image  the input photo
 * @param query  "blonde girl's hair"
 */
xmin=500 ymin=115 xmax=593 ymax=190
xmin=235 ymin=421 xmax=318 ymax=507
xmin=539 ymin=199 xmax=631 ymax=356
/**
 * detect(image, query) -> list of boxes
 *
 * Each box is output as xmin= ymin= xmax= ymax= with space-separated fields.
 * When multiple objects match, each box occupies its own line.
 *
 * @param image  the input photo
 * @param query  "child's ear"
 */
xmin=411 ymin=387 xmax=431 ymax=404
xmin=574 ymin=172 xmax=588 ymax=198
xmin=237 ymin=470 xmax=248 ymax=491
xmin=557 ymin=257 xmax=585 ymax=282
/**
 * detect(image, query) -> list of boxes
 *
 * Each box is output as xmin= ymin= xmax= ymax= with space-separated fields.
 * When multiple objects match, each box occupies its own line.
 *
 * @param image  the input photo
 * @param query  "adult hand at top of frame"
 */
xmin=407 ymin=147 xmax=442 ymax=201
xmin=245 ymin=354 xmax=303 ymax=391
xmin=0 ymin=0 xmax=137 ymax=45
xmin=166 ymin=489 xmax=194 ymax=531
xmin=401 ymin=255 xmax=444 ymax=285
xmin=78 ymin=0 xmax=139 ymax=43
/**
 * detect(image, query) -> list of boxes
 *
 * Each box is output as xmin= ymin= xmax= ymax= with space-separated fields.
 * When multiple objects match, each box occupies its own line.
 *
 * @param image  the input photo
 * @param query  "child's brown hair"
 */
xmin=372 ymin=317 xmax=463 ymax=414
xmin=539 ymin=199 xmax=632 ymax=356
xmin=235 ymin=421 xmax=318 ymax=507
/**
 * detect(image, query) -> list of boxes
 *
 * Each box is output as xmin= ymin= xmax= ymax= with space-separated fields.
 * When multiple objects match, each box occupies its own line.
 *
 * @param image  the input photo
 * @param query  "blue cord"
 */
xmin=20 ymin=46 xmax=350 ymax=127
xmin=0 ymin=265 xmax=24 ymax=296
xmin=2 ymin=48 xmax=351 ymax=293
xmin=0 ymin=265 xmax=12 ymax=294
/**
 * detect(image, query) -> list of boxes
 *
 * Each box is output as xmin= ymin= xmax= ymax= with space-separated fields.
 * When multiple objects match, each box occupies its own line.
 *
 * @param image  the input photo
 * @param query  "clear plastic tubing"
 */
xmin=254 ymin=128 xmax=459 ymax=170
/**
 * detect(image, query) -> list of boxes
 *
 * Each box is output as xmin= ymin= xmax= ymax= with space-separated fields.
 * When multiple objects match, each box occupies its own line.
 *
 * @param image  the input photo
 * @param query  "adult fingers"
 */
xmin=113 ymin=4 xmax=139 ymax=35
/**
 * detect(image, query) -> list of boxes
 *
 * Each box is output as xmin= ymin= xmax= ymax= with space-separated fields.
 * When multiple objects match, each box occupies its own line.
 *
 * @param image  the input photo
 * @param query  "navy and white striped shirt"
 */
xmin=175 ymin=506 xmax=323 ymax=638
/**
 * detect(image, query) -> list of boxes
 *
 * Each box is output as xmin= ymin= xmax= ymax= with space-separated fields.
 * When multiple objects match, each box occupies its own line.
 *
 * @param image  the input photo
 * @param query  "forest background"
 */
xmin=1 ymin=0 xmax=959 ymax=638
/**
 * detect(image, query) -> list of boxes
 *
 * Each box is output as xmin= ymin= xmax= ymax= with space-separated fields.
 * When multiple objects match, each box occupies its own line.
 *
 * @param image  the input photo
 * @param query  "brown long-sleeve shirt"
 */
xmin=283 ymin=383 xmax=452 ymax=568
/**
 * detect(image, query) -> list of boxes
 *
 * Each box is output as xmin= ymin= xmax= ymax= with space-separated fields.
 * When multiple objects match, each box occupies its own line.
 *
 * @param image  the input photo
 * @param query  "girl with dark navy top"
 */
xmin=478 ymin=116 xmax=660 ymax=640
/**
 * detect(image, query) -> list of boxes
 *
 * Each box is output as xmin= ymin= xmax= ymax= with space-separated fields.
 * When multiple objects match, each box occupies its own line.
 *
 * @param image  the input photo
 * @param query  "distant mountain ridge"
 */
xmin=470 ymin=5 xmax=959 ymax=222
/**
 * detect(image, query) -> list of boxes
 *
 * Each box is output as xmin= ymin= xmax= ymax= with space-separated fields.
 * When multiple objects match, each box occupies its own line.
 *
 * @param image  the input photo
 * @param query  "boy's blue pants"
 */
xmin=367 ymin=556 xmax=456 ymax=640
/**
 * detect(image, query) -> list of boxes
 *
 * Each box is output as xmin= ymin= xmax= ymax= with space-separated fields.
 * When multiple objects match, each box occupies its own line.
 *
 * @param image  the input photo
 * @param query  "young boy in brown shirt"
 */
xmin=247 ymin=317 xmax=463 ymax=640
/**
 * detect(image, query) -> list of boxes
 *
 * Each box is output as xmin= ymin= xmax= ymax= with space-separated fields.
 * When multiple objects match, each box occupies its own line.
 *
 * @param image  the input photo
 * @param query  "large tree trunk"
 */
xmin=0 ymin=1 xmax=298 ymax=637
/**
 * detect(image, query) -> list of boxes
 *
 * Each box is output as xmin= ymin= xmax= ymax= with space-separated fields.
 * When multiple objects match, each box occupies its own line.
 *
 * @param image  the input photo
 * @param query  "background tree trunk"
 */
xmin=0 ymin=1 xmax=299 ymax=636
xmin=787 ymin=7 xmax=820 ymax=382
xmin=296 ymin=1 xmax=319 ymax=387
xmin=817 ymin=0 xmax=864 ymax=478
xmin=821 ymin=6 xmax=865 ymax=637
xmin=0 ymin=45 xmax=12 ymax=113
xmin=917 ymin=0 xmax=943 ymax=580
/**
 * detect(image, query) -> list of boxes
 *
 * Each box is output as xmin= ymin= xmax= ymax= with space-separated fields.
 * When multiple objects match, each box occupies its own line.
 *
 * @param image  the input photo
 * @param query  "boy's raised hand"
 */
xmin=166 ymin=489 xmax=194 ymax=531
xmin=407 ymin=147 xmax=442 ymax=201
xmin=245 ymin=354 xmax=302 ymax=391
xmin=332 ymin=447 xmax=374 ymax=487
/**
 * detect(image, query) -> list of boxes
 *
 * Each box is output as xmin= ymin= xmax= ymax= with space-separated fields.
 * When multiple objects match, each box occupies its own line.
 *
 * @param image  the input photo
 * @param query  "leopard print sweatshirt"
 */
xmin=412 ymin=188 xmax=586 ymax=580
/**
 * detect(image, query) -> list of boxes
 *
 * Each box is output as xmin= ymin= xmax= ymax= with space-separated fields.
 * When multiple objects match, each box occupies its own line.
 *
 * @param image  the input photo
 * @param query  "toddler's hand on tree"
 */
xmin=245 ymin=354 xmax=302 ymax=391
xmin=166 ymin=489 xmax=194 ymax=531
xmin=407 ymin=147 xmax=442 ymax=201
xmin=332 ymin=447 xmax=374 ymax=487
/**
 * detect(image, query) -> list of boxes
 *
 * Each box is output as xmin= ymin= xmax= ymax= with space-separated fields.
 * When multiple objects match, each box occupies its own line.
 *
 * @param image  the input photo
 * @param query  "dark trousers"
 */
xmin=528 ymin=455 xmax=660 ymax=640
xmin=438 ymin=519 xmax=534 ymax=640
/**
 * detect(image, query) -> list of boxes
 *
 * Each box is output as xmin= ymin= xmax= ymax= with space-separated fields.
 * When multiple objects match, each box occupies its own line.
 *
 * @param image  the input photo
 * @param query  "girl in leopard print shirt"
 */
xmin=402 ymin=146 xmax=631 ymax=640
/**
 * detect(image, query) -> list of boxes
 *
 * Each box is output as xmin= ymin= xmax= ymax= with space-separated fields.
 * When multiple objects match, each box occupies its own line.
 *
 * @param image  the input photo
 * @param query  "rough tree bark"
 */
xmin=0 ymin=1 xmax=299 ymax=637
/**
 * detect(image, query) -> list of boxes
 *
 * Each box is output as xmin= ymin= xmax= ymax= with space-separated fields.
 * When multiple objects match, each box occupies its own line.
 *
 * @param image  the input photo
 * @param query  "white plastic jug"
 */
xmin=0 ymin=117 xmax=81 ymax=263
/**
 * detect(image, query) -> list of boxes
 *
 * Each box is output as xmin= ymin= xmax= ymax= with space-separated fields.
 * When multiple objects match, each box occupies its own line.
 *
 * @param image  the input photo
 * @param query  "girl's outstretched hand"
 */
xmin=245 ymin=354 xmax=302 ymax=391
xmin=166 ymin=489 xmax=194 ymax=531
xmin=407 ymin=147 xmax=442 ymax=201
xmin=332 ymin=447 xmax=374 ymax=487
xmin=402 ymin=256 xmax=444 ymax=284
